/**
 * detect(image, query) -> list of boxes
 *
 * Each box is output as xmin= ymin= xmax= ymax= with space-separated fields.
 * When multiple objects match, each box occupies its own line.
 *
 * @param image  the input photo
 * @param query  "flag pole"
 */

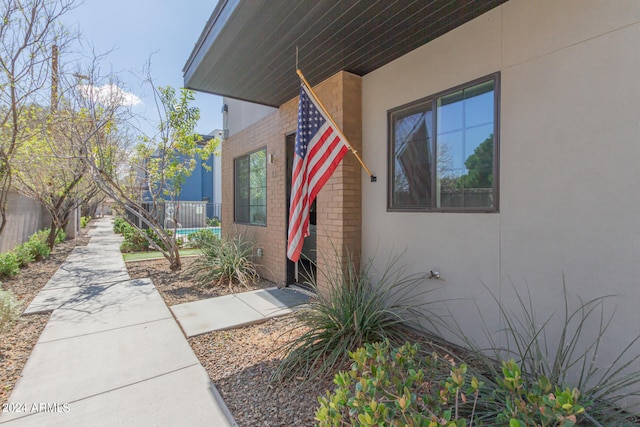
xmin=296 ymin=69 xmax=377 ymax=182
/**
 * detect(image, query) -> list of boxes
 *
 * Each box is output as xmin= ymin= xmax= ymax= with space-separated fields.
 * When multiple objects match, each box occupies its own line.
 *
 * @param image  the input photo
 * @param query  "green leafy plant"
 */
xmin=54 ymin=229 xmax=66 ymax=244
xmin=316 ymin=341 xmax=481 ymax=427
xmin=80 ymin=216 xmax=91 ymax=228
xmin=0 ymin=287 xmax=23 ymax=333
xmin=187 ymin=234 xmax=258 ymax=290
xmin=0 ymin=253 xmax=20 ymax=278
xmin=272 ymin=251 xmax=441 ymax=383
xmin=12 ymin=243 xmax=35 ymax=267
xmin=186 ymin=228 xmax=218 ymax=248
xmin=496 ymin=359 xmax=587 ymax=427
xmin=145 ymin=227 xmax=167 ymax=251
xmin=206 ymin=217 xmax=220 ymax=227
xmin=113 ymin=216 xmax=128 ymax=234
xmin=446 ymin=281 xmax=640 ymax=424
xmin=26 ymin=231 xmax=51 ymax=260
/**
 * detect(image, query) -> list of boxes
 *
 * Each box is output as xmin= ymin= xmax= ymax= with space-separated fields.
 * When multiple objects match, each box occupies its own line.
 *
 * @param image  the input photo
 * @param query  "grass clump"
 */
xmin=0 ymin=287 xmax=22 ymax=333
xmin=273 ymin=252 xmax=440 ymax=383
xmin=187 ymin=234 xmax=259 ymax=291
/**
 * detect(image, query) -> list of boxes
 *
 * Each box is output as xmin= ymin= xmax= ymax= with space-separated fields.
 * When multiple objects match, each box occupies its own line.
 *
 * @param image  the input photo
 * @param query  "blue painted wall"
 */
xmin=144 ymin=152 xmax=215 ymax=204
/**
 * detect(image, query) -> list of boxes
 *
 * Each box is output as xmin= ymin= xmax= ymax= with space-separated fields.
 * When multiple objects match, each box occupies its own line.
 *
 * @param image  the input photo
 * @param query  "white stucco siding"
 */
xmin=224 ymin=97 xmax=276 ymax=137
xmin=362 ymin=0 xmax=640 ymax=355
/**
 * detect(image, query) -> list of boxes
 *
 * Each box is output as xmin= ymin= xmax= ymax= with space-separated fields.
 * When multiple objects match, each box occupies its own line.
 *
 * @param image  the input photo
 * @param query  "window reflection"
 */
xmin=436 ymin=80 xmax=494 ymax=208
xmin=391 ymin=107 xmax=432 ymax=208
xmin=234 ymin=148 xmax=267 ymax=225
xmin=388 ymin=76 xmax=498 ymax=211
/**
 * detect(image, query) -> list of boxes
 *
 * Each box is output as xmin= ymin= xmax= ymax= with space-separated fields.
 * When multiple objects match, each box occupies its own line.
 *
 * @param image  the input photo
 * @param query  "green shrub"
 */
xmin=495 ymin=359 xmax=587 ymax=427
xmin=272 ymin=252 xmax=440 ymax=383
xmin=26 ymin=232 xmax=50 ymax=259
xmin=316 ymin=341 xmax=481 ymax=427
xmin=54 ymin=229 xmax=66 ymax=244
xmin=187 ymin=234 xmax=258 ymax=290
xmin=120 ymin=226 xmax=149 ymax=253
xmin=0 ymin=253 xmax=20 ymax=278
xmin=186 ymin=228 xmax=218 ymax=248
xmin=145 ymin=227 xmax=167 ymax=251
xmin=447 ymin=281 xmax=640 ymax=425
xmin=113 ymin=216 xmax=128 ymax=234
xmin=80 ymin=216 xmax=91 ymax=228
xmin=0 ymin=287 xmax=23 ymax=333
xmin=12 ymin=243 xmax=35 ymax=267
xmin=206 ymin=217 xmax=220 ymax=227
xmin=316 ymin=341 xmax=592 ymax=427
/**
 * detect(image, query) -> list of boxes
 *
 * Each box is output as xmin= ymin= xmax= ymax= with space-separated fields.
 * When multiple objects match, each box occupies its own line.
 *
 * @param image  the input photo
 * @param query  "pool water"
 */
xmin=173 ymin=227 xmax=221 ymax=237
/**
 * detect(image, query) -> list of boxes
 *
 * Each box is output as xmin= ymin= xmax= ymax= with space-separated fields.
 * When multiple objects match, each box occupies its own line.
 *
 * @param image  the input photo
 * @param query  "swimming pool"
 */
xmin=173 ymin=226 xmax=221 ymax=237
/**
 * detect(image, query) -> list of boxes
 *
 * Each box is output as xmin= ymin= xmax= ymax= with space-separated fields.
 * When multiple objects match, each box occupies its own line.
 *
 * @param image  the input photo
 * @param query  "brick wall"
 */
xmin=221 ymin=71 xmax=362 ymax=292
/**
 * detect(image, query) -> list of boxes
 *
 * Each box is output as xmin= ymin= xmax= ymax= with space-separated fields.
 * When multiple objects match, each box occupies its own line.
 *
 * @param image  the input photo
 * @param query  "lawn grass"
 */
xmin=122 ymin=249 xmax=200 ymax=262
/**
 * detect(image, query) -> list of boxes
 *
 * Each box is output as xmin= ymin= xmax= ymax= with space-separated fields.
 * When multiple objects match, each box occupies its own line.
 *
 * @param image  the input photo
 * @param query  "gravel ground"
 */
xmin=126 ymin=257 xmax=273 ymax=306
xmin=189 ymin=316 xmax=335 ymax=426
xmin=126 ymin=258 xmax=335 ymax=426
xmin=0 ymin=232 xmax=91 ymax=406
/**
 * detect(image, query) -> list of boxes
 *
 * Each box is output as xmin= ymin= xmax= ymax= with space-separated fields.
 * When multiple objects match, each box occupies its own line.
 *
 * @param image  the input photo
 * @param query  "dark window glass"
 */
xmin=234 ymin=148 xmax=266 ymax=225
xmin=390 ymin=105 xmax=433 ymax=208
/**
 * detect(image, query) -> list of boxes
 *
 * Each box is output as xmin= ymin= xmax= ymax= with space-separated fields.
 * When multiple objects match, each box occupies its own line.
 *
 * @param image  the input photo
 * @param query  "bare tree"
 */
xmin=0 ymin=0 xmax=77 ymax=236
xmin=65 ymin=59 xmax=215 ymax=270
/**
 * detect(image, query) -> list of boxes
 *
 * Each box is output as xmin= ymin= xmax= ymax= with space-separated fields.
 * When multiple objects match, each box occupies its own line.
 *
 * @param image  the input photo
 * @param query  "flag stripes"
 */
xmin=287 ymin=84 xmax=349 ymax=262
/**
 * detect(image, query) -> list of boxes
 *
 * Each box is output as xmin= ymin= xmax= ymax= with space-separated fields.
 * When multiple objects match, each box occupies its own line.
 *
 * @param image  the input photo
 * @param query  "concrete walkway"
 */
xmin=171 ymin=287 xmax=309 ymax=337
xmin=0 ymin=218 xmax=235 ymax=426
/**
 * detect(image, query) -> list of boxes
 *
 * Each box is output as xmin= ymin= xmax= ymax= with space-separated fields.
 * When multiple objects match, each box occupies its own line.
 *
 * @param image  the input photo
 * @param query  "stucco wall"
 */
xmin=362 ymin=0 xmax=640 ymax=366
xmin=224 ymin=98 xmax=276 ymax=138
xmin=0 ymin=192 xmax=50 ymax=253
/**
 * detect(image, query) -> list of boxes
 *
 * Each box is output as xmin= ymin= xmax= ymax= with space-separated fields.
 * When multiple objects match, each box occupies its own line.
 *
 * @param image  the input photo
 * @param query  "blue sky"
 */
xmin=61 ymin=0 xmax=223 ymax=135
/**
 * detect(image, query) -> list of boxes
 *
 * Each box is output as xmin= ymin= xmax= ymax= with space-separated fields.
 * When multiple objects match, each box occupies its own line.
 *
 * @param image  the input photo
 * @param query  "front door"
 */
xmin=285 ymin=133 xmax=316 ymax=286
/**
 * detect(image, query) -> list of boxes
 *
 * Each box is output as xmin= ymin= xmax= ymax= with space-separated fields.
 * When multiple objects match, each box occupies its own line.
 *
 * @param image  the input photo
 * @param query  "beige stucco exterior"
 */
xmin=217 ymin=0 xmax=640 ymax=395
xmin=362 ymin=0 xmax=640 ymax=365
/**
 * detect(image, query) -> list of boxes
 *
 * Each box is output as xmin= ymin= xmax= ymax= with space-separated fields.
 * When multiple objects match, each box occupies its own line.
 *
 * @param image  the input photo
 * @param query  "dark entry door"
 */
xmin=286 ymin=133 xmax=316 ymax=286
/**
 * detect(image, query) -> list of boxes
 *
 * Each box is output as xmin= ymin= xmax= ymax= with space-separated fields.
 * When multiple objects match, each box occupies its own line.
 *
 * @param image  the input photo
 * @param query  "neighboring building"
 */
xmin=141 ymin=131 xmax=223 ymax=222
xmin=184 ymin=0 xmax=640 ymax=384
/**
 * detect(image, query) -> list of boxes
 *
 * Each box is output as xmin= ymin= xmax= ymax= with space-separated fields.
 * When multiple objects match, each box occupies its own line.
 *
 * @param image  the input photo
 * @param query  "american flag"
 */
xmin=287 ymin=84 xmax=349 ymax=262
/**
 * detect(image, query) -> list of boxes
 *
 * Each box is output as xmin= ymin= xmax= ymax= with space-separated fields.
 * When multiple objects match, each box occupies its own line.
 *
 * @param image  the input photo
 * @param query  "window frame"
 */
xmin=234 ymin=147 xmax=267 ymax=226
xmin=387 ymin=73 xmax=500 ymax=213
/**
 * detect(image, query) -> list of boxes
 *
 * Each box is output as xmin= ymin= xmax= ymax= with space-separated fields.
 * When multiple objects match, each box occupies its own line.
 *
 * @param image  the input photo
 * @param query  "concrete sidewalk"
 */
xmin=0 ymin=218 xmax=236 ymax=427
xmin=171 ymin=287 xmax=310 ymax=337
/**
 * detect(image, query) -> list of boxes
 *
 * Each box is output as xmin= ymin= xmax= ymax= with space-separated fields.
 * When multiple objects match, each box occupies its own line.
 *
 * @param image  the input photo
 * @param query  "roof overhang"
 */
xmin=183 ymin=0 xmax=507 ymax=107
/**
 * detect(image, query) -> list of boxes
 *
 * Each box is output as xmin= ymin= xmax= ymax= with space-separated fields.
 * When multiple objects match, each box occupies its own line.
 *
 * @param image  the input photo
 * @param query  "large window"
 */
xmin=388 ymin=74 xmax=499 ymax=212
xmin=234 ymin=148 xmax=267 ymax=225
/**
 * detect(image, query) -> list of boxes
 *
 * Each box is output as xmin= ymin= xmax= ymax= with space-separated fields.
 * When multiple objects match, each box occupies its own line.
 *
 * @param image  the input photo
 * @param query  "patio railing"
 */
xmin=126 ymin=201 xmax=221 ymax=230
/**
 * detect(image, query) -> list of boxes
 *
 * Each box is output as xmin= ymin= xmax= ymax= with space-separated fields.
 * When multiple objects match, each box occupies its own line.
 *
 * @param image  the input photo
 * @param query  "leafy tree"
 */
xmin=0 ymin=0 xmax=77 ymax=236
xmin=69 ymin=64 xmax=216 ymax=270
xmin=459 ymin=134 xmax=493 ymax=189
xmin=131 ymin=85 xmax=216 ymax=269
xmin=13 ymin=105 xmax=99 ymax=248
